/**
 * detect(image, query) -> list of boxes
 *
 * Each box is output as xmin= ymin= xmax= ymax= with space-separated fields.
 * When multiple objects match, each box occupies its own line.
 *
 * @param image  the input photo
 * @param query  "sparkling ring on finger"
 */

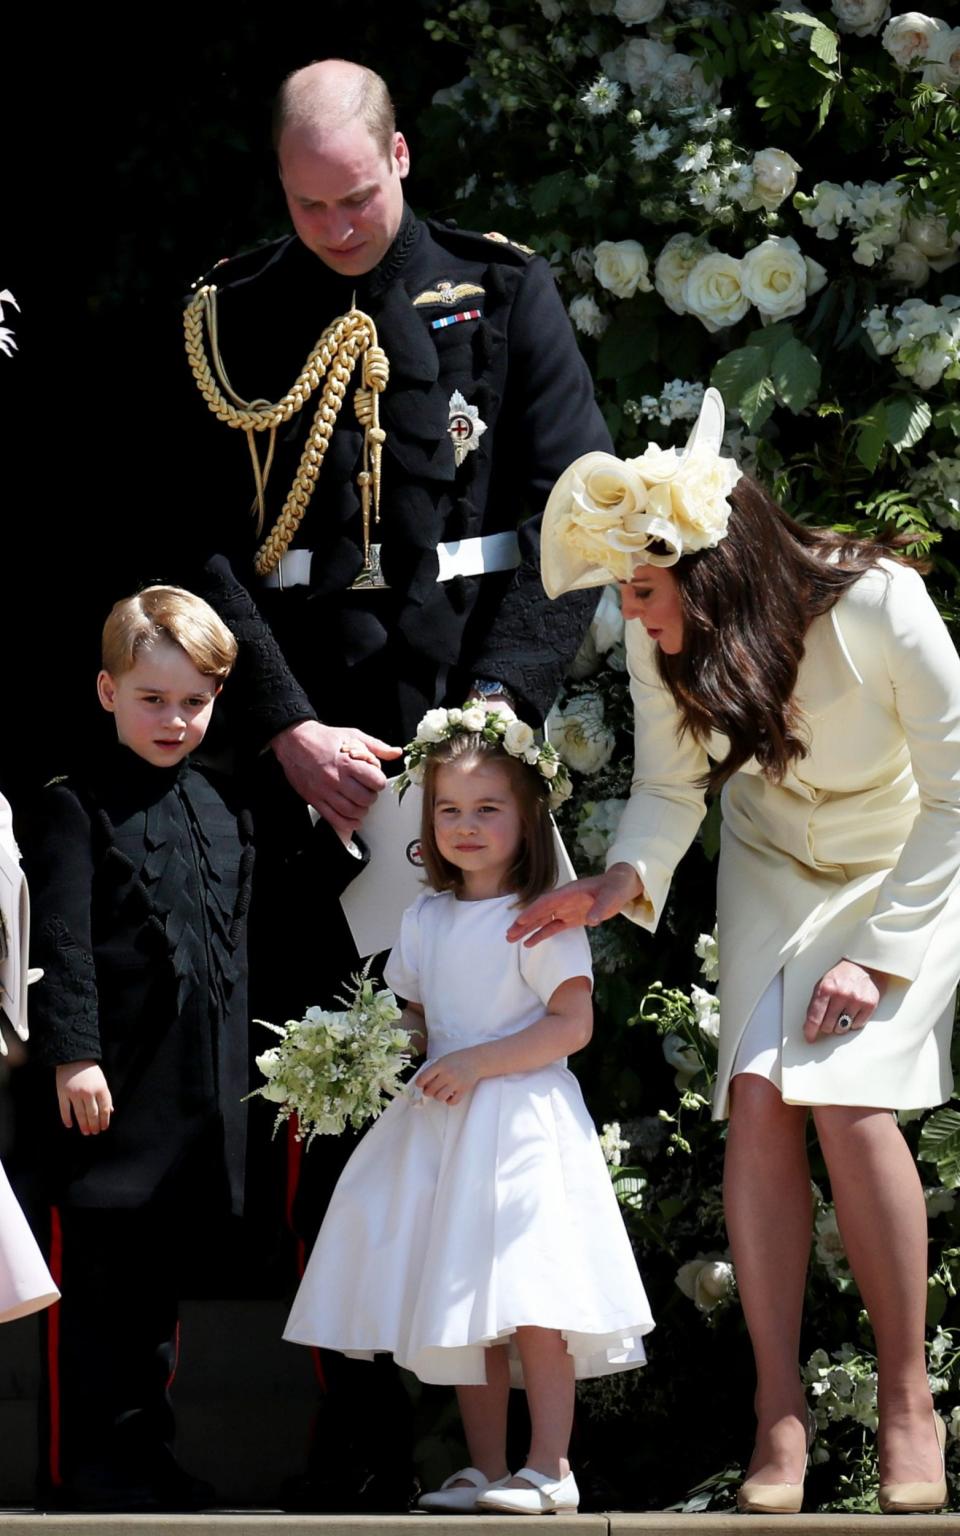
xmin=835 ymin=1012 xmax=854 ymax=1033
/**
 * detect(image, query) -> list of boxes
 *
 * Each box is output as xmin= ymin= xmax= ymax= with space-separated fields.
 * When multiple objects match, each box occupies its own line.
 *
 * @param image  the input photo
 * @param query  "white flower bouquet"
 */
xmin=250 ymin=967 xmax=413 ymax=1143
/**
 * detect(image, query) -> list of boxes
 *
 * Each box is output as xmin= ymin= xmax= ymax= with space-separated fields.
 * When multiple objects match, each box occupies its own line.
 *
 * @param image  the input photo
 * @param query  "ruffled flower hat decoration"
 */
xmin=396 ymin=701 xmax=573 ymax=810
xmin=540 ymin=386 xmax=743 ymax=597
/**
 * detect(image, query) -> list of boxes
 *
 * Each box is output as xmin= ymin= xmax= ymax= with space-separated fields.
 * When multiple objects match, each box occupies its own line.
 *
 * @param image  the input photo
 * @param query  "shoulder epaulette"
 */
xmin=425 ymin=219 xmax=537 ymax=266
xmin=186 ymin=233 xmax=296 ymax=297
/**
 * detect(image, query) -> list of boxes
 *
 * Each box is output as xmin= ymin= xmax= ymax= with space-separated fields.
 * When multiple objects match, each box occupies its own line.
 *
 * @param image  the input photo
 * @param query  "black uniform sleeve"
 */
xmin=22 ymin=787 xmax=101 ymax=1065
xmin=469 ymin=259 xmax=611 ymax=723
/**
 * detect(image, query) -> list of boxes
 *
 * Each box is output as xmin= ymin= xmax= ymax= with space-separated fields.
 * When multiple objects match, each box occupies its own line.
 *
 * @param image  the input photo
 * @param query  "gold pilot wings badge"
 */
xmin=412 ymin=279 xmax=485 ymax=307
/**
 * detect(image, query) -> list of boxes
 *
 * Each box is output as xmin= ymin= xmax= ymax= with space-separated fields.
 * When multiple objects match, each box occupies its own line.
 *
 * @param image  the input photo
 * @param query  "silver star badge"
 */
xmin=448 ymin=390 xmax=487 ymax=467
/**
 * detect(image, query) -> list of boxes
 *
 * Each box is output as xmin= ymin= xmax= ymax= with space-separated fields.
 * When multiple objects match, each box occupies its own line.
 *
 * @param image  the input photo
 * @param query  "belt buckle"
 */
xmin=350 ymin=543 xmax=390 ymax=590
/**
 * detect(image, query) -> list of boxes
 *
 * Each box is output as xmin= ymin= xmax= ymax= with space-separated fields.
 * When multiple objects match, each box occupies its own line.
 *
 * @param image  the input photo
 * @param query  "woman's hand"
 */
xmin=55 ymin=1061 xmax=113 ymax=1134
xmin=415 ymin=1048 xmax=483 ymax=1107
xmin=506 ymin=863 xmax=644 ymax=948
xmin=803 ymin=959 xmax=888 ymax=1044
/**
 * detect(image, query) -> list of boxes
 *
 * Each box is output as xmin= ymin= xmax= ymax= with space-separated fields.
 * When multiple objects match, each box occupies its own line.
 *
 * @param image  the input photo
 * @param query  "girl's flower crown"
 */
xmin=395 ymin=701 xmax=574 ymax=810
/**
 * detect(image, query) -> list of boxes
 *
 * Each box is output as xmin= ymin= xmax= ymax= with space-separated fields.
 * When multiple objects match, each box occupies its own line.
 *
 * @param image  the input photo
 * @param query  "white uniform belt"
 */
xmin=260 ymin=533 xmax=521 ymax=590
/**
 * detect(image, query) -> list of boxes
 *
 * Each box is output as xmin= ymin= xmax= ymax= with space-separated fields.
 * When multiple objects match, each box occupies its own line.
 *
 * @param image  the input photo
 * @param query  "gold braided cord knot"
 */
xmin=183 ymin=285 xmax=389 ymax=578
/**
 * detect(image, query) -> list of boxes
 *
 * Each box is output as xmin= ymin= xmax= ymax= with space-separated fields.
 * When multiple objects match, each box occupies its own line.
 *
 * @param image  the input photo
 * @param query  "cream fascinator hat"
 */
xmin=541 ymin=386 xmax=743 ymax=598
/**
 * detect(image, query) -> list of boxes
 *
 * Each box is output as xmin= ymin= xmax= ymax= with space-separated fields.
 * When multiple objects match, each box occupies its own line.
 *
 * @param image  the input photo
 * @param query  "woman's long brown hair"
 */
xmin=657 ymin=475 xmax=921 ymax=792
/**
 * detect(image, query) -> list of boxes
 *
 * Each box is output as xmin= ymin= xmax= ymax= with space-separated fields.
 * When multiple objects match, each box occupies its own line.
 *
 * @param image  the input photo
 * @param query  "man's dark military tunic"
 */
xmin=184 ymin=206 xmax=613 ymax=749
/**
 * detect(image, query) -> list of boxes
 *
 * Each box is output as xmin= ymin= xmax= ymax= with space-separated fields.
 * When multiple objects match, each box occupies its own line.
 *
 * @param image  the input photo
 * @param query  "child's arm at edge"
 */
xmin=415 ymin=977 xmax=591 ymax=1106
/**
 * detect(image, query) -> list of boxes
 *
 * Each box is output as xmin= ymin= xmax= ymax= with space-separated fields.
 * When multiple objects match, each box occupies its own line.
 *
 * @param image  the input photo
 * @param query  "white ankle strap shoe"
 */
xmin=476 ymin=1465 xmax=580 ymax=1514
xmin=417 ymin=1466 xmax=512 ymax=1513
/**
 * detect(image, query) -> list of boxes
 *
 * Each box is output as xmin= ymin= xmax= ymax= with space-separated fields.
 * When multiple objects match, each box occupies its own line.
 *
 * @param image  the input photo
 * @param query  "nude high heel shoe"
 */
xmin=878 ymin=1411 xmax=948 ymax=1514
xmin=737 ymin=1411 xmax=815 ymax=1515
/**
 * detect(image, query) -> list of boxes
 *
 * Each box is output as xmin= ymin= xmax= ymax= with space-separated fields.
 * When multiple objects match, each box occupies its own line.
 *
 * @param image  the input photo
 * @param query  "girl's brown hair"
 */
xmin=419 ymin=734 xmax=557 ymax=906
xmin=657 ymin=474 xmax=922 ymax=792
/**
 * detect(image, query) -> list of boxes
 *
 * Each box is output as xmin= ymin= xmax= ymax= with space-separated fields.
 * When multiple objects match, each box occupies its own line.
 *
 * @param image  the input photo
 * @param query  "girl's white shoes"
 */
xmin=417 ymin=1467 xmax=512 ymax=1513
xmin=476 ymin=1466 xmax=580 ymax=1514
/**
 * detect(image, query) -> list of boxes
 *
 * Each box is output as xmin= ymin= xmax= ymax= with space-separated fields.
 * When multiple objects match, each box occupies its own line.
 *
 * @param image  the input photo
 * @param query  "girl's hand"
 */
xmin=55 ymin=1061 xmax=113 ymax=1135
xmin=803 ymin=959 xmax=888 ymax=1044
xmin=415 ymin=1049 xmax=483 ymax=1106
xmin=506 ymin=864 xmax=644 ymax=948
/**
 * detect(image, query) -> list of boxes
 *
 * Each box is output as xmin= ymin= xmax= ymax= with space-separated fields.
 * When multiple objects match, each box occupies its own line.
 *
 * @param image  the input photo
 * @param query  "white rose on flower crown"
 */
xmin=416 ymin=708 xmax=449 ymax=743
xmin=655 ymin=232 xmax=716 ymax=315
xmin=923 ymin=24 xmax=960 ymax=88
xmin=882 ymin=11 xmax=948 ymax=67
xmin=396 ymin=701 xmax=573 ymax=808
xmin=740 ymin=235 xmax=827 ymax=323
xmin=569 ymin=293 xmax=610 ymax=338
xmin=675 ymin=1254 xmax=736 ymax=1313
xmin=742 ymin=148 xmax=802 ymax=212
xmin=503 ymin=719 xmax=535 ymax=755
xmin=594 ymin=239 xmax=653 ymax=299
xmin=831 ymin=0 xmax=890 ymax=35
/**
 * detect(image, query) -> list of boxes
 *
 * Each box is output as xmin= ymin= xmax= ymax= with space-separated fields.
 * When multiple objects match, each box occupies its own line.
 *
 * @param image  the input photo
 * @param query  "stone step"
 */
xmin=0 ymin=1513 xmax=956 ymax=1533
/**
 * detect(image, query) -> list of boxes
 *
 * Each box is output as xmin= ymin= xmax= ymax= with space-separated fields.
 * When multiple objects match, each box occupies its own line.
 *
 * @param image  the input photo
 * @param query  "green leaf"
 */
xmin=934 ymin=403 xmax=960 ymax=438
xmin=918 ymin=1107 xmax=960 ymax=1187
xmin=529 ymin=171 xmax=574 ymax=218
xmin=810 ymin=24 xmax=839 ymax=65
xmin=700 ymin=798 xmax=722 ymax=862
xmin=771 ymin=338 xmax=821 ymax=412
xmin=740 ymin=376 xmax=777 ymax=431
xmin=596 ymin=316 xmax=657 ymax=380
xmin=777 ymin=10 xmax=818 ymax=28
xmin=885 ymin=395 xmax=932 ymax=452
xmin=855 ymin=405 xmax=887 ymax=472
xmin=710 ymin=346 xmax=769 ymax=409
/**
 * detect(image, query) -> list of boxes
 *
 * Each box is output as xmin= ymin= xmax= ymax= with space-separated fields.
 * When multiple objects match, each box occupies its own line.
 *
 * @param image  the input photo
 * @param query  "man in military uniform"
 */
xmin=180 ymin=57 xmax=613 ymax=1509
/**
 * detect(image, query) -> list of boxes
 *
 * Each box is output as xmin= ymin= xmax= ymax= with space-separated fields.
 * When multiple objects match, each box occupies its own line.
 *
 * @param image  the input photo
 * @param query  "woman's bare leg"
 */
xmin=814 ymin=1104 xmax=940 ymax=1485
xmin=724 ymin=1074 xmax=813 ymax=1482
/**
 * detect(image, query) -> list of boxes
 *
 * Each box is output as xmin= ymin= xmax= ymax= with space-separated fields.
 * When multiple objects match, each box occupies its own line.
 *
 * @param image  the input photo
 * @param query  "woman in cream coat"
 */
xmin=510 ymin=392 xmax=959 ymax=1515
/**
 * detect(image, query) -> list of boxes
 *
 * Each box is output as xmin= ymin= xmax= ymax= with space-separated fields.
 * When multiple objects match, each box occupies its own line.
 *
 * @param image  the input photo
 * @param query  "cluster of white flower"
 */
xmin=576 ymin=796 xmax=629 ymax=865
xmin=690 ymin=984 xmax=720 ymax=1043
xmin=804 ymin=1345 xmax=878 ymax=1433
xmin=569 ymin=292 xmax=610 ymax=338
xmin=625 ymin=378 xmax=706 ymax=429
xmin=864 ymin=294 xmax=960 ymax=390
xmin=569 ymin=587 xmax=626 ymax=680
xmin=0 ymin=288 xmax=20 ymax=360
xmin=694 ymin=925 xmax=719 ymax=982
xmin=399 ymin=701 xmax=572 ymax=807
xmin=797 ymin=181 xmax=959 ymax=284
xmin=656 ymin=231 xmax=827 ymax=332
xmin=831 ymin=0 xmax=890 ymax=36
xmin=594 ymin=238 xmax=653 ymax=298
xmin=599 ymin=1120 xmax=631 ymax=1166
xmin=882 ymin=12 xmax=960 ymax=90
xmin=251 ymin=971 xmax=411 ymax=1142
xmin=908 ymin=452 xmax=960 ymax=530
xmin=580 ymin=74 xmax=623 ymax=116
xmin=547 ymin=692 xmax=616 ymax=775
xmin=675 ymin=1252 xmax=736 ymax=1313
xmin=600 ymin=36 xmax=719 ymax=110
xmin=813 ymin=1202 xmax=853 ymax=1287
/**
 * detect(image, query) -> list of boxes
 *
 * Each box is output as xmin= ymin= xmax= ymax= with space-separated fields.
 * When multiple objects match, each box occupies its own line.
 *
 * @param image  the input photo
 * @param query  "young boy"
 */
xmin=21 ymin=586 xmax=253 ymax=1512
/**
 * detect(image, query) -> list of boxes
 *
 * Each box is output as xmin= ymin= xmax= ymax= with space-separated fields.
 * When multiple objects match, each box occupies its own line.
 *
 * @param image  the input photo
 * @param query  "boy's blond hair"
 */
xmin=102 ymin=587 xmax=238 ymax=680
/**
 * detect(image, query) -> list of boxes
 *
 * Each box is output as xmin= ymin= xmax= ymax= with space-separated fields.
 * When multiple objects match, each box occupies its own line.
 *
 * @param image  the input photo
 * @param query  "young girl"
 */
xmin=284 ymin=705 xmax=653 ymax=1515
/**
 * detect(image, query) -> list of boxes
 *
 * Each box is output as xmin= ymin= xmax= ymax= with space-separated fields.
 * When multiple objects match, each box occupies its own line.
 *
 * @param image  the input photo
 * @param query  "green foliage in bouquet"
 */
xmin=249 ymin=967 xmax=412 ymax=1143
xmin=415 ymin=0 xmax=960 ymax=1511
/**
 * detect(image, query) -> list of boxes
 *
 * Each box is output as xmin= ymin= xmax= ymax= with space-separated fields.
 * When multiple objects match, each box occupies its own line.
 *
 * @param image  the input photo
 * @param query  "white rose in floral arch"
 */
xmin=886 ymin=241 xmax=930 ymax=288
xmin=614 ymin=0 xmax=665 ymax=22
xmin=905 ymin=208 xmax=960 ymax=270
xmin=882 ymin=11 xmax=948 ymax=68
xmin=923 ymin=24 xmax=960 ymax=88
xmin=659 ymin=51 xmax=720 ymax=108
xmin=744 ymin=148 xmax=802 ymax=212
xmin=594 ymin=239 xmax=654 ymax=299
xmin=576 ymin=797 xmax=628 ymax=864
xmin=591 ymin=585 xmax=625 ymax=655
xmin=682 ymin=250 xmax=751 ymax=332
xmin=622 ymin=37 xmax=674 ymax=94
xmin=569 ymin=293 xmax=610 ymax=338
xmin=547 ymin=693 xmax=616 ymax=775
xmin=676 ymin=1254 xmax=736 ymax=1313
xmin=740 ymin=235 xmax=827 ymax=323
xmin=655 ymin=232 xmax=716 ymax=316
xmin=831 ymin=0 xmax=890 ymax=36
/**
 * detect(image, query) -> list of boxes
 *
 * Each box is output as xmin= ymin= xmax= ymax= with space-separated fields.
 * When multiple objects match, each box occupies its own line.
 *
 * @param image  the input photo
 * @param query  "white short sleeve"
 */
xmin=383 ymin=894 xmax=429 ymax=1004
xmin=517 ymin=925 xmax=594 ymax=1008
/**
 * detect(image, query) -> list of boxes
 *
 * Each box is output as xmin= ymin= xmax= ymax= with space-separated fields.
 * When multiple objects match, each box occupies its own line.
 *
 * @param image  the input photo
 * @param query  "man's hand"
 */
xmin=271 ymin=720 xmax=402 ymax=837
xmin=803 ymin=959 xmax=888 ymax=1044
xmin=506 ymin=863 xmax=644 ymax=948
xmin=56 ymin=1061 xmax=113 ymax=1135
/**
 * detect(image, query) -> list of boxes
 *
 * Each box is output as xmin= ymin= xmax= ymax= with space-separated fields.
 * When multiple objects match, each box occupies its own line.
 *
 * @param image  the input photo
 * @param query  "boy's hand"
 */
xmin=415 ymin=1048 xmax=483 ymax=1107
xmin=55 ymin=1061 xmax=113 ymax=1135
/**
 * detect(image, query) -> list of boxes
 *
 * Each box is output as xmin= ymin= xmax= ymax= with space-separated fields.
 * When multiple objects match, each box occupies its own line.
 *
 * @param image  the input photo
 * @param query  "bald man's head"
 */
xmin=273 ymin=60 xmax=396 ymax=160
xmin=274 ymin=60 xmax=410 ymax=277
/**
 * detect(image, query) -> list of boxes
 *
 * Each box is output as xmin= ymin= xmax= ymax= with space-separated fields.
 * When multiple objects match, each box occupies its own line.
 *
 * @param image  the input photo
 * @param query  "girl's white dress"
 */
xmin=0 ymin=1159 xmax=58 ymax=1324
xmin=284 ymin=890 xmax=653 ymax=1386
